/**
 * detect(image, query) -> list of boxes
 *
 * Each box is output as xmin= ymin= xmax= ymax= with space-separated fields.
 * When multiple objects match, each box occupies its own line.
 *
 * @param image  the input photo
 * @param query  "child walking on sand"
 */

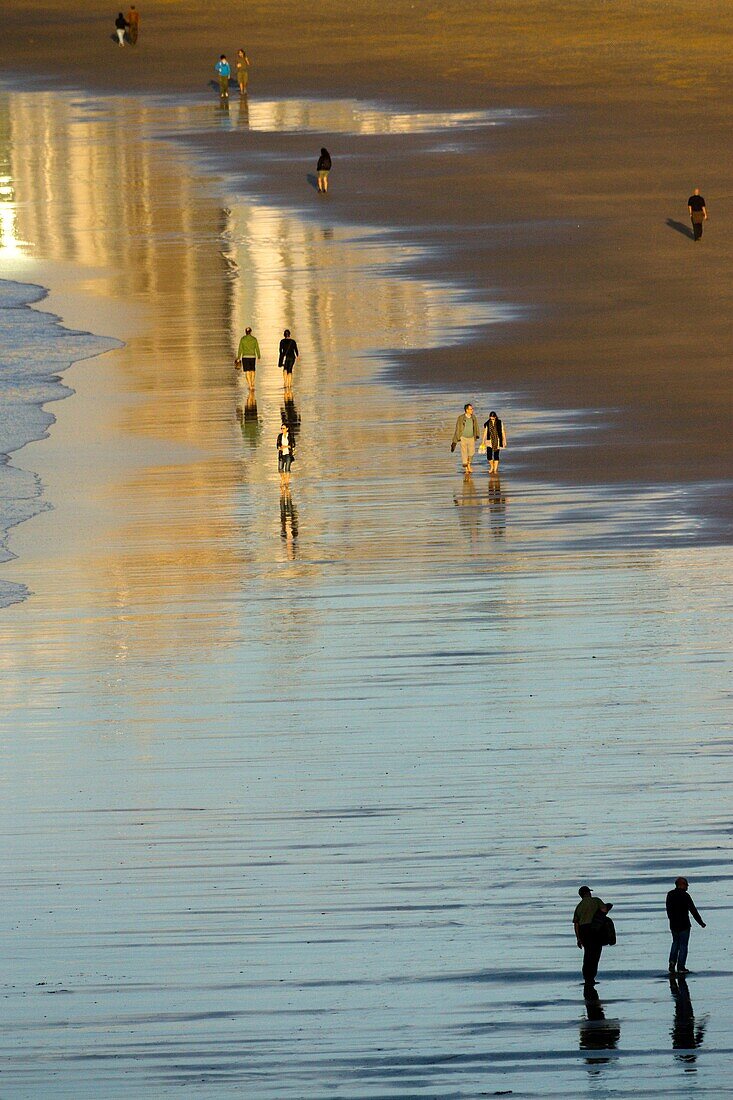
xmin=215 ymin=55 xmax=231 ymax=100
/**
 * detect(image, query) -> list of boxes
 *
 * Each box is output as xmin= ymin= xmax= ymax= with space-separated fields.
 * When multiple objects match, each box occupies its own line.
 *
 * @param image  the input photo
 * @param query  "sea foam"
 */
xmin=0 ymin=279 xmax=119 ymax=607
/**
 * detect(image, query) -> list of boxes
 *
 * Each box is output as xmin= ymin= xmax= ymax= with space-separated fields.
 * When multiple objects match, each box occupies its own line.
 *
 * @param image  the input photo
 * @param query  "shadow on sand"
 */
xmin=306 ymin=173 xmax=320 ymax=191
xmin=666 ymin=218 xmax=694 ymax=240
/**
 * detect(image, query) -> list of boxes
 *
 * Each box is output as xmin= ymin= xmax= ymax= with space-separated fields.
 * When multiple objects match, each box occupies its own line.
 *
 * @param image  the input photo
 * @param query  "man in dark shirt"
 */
xmin=278 ymin=329 xmax=299 ymax=395
xmin=666 ymin=877 xmax=706 ymax=973
xmin=687 ymin=188 xmax=707 ymax=240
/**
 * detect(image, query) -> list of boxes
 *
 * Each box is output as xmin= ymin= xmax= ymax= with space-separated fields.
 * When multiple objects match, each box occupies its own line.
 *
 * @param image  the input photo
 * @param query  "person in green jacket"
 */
xmin=236 ymin=327 xmax=261 ymax=390
xmin=451 ymin=402 xmax=480 ymax=473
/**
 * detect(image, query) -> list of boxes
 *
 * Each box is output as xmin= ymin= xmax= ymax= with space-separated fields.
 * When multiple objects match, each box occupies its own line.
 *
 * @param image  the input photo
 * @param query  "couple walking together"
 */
xmin=452 ymin=403 xmax=506 ymax=474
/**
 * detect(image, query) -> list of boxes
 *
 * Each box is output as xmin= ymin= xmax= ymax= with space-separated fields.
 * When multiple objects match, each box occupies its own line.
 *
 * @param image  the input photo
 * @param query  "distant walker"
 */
xmin=278 ymin=329 xmax=299 ymax=395
xmin=317 ymin=148 xmax=332 ymax=194
xmin=114 ymin=12 xmax=129 ymax=46
xmin=688 ymin=188 xmax=707 ymax=241
xmin=236 ymin=326 xmax=261 ymax=391
xmin=127 ymin=5 xmax=140 ymax=44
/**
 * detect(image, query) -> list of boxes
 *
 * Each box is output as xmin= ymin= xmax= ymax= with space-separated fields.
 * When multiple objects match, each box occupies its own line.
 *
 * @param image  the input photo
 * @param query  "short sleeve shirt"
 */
xmin=688 ymin=194 xmax=706 ymax=211
xmin=574 ymin=896 xmax=604 ymax=926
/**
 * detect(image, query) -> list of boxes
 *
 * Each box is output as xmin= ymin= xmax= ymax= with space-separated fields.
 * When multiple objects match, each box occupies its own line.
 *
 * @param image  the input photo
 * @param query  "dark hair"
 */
xmin=321 ymin=147 xmax=329 ymax=156
xmin=489 ymin=411 xmax=498 ymax=419
xmin=245 ymin=326 xmax=252 ymax=335
xmin=284 ymin=329 xmax=290 ymax=337
xmin=220 ymin=54 xmax=226 ymax=60
xmin=464 ymin=402 xmax=473 ymax=412
xmin=578 ymin=885 xmax=591 ymax=897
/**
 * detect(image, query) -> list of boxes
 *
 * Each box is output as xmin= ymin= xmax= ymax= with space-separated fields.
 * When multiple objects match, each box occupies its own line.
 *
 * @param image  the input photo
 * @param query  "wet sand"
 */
xmin=1 ymin=0 xmax=733 ymax=531
xmin=0 ymin=85 xmax=732 ymax=1098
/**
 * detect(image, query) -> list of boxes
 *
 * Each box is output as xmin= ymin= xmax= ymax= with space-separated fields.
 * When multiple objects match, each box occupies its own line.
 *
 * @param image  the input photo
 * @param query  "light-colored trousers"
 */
xmin=459 ymin=437 xmax=476 ymax=466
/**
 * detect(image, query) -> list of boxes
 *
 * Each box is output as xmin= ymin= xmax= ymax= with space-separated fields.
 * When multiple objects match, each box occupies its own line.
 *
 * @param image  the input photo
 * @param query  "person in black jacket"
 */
xmin=114 ymin=12 xmax=129 ymax=45
xmin=278 ymin=329 xmax=299 ymax=394
xmin=687 ymin=188 xmax=707 ymax=241
xmin=317 ymin=148 xmax=332 ymax=193
xmin=667 ymin=877 xmax=706 ymax=974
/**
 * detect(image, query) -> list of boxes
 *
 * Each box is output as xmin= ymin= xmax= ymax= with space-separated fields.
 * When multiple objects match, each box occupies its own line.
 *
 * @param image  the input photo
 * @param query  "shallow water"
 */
xmin=0 ymin=88 xmax=731 ymax=1098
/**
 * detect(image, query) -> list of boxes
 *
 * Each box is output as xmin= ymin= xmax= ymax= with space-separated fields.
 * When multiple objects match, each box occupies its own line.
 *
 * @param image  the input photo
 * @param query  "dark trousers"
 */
xmin=669 ymin=928 xmax=690 ymax=969
xmin=692 ymin=216 xmax=704 ymax=240
xmin=579 ymin=924 xmax=603 ymax=984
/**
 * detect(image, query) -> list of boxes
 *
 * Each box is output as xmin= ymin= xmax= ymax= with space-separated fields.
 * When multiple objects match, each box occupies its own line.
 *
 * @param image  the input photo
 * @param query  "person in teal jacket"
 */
xmin=236 ymin=327 xmax=261 ymax=390
xmin=215 ymin=55 xmax=231 ymax=100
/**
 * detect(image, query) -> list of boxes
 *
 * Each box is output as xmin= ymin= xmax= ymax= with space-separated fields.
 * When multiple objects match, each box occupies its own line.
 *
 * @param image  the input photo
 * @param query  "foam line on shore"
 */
xmin=0 ymin=278 xmax=120 ymax=606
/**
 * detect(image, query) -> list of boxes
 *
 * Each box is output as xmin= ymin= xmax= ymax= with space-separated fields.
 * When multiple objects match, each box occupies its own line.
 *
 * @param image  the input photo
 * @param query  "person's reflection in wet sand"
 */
xmin=454 ymin=472 xmax=481 ymax=545
xmin=487 ymin=473 xmax=506 ymax=538
xmin=238 ymin=96 xmax=249 ymax=129
xmin=579 ymin=988 xmax=620 ymax=1070
xmin=670 ymin=976 xmax=706 ymax=1066
xmin=280 ymin=489 xmax=299 ymax=560
xmin=236 ymin=391 xmax=262 ymax=449
xmin=280 ymin=396 xmax=301 ymax=442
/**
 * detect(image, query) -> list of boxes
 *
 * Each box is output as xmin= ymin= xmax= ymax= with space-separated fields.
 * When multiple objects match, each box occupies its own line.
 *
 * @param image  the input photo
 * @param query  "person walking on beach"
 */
xmin=114 ymin=12 xmax=129 ymax=45
xmin=215 ymin=55 xmax=231 ymax=101
xmin=277 ymin=422 xmax=296 ymax=488
xmin=480 ymin=410 xmax=507 ymax=475
xmin=127 ymin=5 xmax=140 ymax=44
xmin=573 ymin=885 xmax=613 ymax=990
xmin=688 ymin=188 xmax=707 ymax=241
xmin=236 ymin=327 xmax=260 ymax=390
xmin=667 ymin=877 xmax=706 ymax=974
xmin=451 ymin=402 xmax=480 ymax=473
xmin=236 ymin=49 xmax=250 ymax=96
xmin=278 ymin=329 xmax=299 ymax=394
xmin=317 ymin=147 xmax=332 ymax=193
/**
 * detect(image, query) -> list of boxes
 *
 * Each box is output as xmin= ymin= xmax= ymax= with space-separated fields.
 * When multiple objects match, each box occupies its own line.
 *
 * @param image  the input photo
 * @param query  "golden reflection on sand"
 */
xmin=0 ymin=90 xmax=502 ymax=668
xmin=1 ymin=89 xmax=721 ymax=684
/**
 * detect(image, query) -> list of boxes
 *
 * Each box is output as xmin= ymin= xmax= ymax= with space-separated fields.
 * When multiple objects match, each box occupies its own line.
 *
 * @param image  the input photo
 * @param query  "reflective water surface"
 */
xmin=0 ymin=90 xmax=731 ymax=1098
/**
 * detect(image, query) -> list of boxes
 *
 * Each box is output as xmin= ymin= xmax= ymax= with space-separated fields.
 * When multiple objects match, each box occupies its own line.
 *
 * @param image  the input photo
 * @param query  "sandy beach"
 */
xmin=0 ymin=3 xmax=732 ymax=1096
xmin=3 ymin=1 xmax=731 ymax=530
